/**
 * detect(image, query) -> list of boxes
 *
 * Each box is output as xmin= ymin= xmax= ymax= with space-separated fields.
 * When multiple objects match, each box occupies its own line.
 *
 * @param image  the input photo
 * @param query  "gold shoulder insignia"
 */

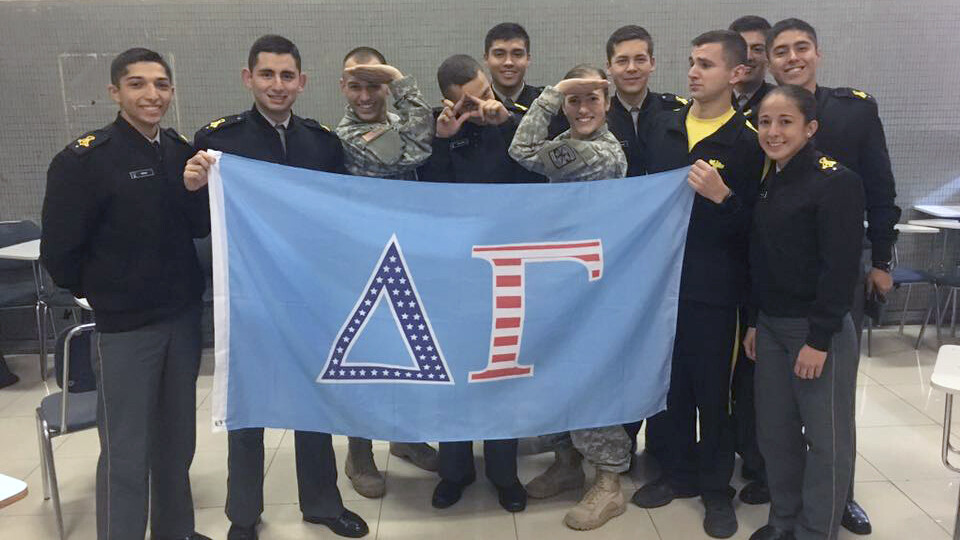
xmin=179 ymin=133 xmax=189 ymax=142
xmin=819 ymin=156 xmax=838 ymax=170
xmin=708 ymin=159 xmax=725 ymax=170
xmin=76 ymin=135 xmax=96 ymax=147
xmin=745 ymin=120 xmax=758 ymax=133
xmin=208 ymin=118 xmax=226 ymax=129
xmin=514 ymin=103 xmax=528 ymax=112
xmin=676 ymin=96 xmax=689 ymax=105
xmin=852 ymin=89 xmax=869 ymax=99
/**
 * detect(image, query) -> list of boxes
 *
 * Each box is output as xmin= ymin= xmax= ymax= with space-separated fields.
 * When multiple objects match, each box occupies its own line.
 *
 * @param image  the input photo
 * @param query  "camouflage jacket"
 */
xmin=335 ymin=76 xmax=433 ymax=180
xmin=508 ymin=86 xmax=627 ymax=182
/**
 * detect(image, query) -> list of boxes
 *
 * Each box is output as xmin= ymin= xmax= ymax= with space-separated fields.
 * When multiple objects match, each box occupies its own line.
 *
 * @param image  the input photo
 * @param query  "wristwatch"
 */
xmin=872 ymin=261 xmax=892 ymax=272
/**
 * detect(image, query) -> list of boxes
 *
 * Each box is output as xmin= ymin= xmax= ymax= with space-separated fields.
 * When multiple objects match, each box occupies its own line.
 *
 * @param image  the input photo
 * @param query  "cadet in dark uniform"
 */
xmin=728 ymin=14 xmax=775 ymax=507
xmin=767 ymin=19 xmax=901 ymax=535
xmin=605 ymin=25 xmax=687 ymax=177
xmin=729 ymin=16 xmax=775 ymax=123
xmin=743 ymin=85 xmax=864 ymax=540
xmin=634 ymin=31 xmax=765 ymax=539
xmin=416 ymin=54 xmax=530 ymax=515
xmin=602 ymin=25 xmax=685 ymax=469
xmin=185 ymin=35 xmax=367 ymax=540
xmin=41 ymin=48 xmax=210 ymax=540
xmin=418 ymin=55 xmax=545 ymax=184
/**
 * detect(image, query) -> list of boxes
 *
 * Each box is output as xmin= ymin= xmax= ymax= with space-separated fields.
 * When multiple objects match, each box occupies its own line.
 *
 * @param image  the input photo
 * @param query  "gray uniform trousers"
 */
xmin=94 ymin=304 xmax=202 ymax=540
xmin=755 ymin=312 xmax=857 ymax=540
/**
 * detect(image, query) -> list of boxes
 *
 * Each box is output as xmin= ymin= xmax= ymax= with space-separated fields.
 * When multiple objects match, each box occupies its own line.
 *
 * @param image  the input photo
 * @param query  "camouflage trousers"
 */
xmin=539 ymin=426 xmax=631 ymax=473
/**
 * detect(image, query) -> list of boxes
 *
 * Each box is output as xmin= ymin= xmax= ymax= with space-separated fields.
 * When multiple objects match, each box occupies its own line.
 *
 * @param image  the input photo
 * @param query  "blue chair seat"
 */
xmin=39 ymin=391 xmax=98 ymax=433
xmin=893 ymin=267 xmax=933 ymax=285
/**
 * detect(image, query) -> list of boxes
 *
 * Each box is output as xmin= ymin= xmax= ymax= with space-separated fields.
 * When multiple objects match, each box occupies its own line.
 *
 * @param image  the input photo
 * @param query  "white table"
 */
xmin=0 ymin=473 xmax=28 ymax=509
xmin=915 ymin=205 xmax=960 ymax=219
xmin=895 ymin=223 xmax=940 ymax=234
xmin=931 ymin=345 xmax=960 ymax=539
xmin=0 ymin=239 xmax=40 ymax=261
xmin=909 ymin=220 xmax=960 ymax=271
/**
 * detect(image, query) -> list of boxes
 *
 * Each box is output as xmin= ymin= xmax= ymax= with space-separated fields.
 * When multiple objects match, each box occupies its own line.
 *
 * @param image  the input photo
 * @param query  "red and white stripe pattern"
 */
xmin=469 ymin=239 xmax=603 ymax=382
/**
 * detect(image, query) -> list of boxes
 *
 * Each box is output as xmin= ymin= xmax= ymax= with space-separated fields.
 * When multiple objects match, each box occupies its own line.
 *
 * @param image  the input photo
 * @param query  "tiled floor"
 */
xmin=1 ymin=326 xmax=958 ymax=539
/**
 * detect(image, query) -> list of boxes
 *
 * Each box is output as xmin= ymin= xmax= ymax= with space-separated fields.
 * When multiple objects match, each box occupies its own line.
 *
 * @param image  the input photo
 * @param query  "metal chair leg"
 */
xmin=35 ymin=302 xmax=46 ymax=381
xmin=35 ymin=408 xmax=50 ymax=499
xmin=900 ymin=283 xmax=914 ymax=335
xmin=918 ymin=285 xmax=937 ymax=349
xmin=42 ymin=428 xmax=64 ymax=540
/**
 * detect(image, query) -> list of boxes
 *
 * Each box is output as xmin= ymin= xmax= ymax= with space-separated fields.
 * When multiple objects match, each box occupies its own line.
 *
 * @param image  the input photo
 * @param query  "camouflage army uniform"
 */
xmin=508 ymin=85 xmax=627 ymax=182
xmin=336 ymin=75 xmax=433 ymax=180
xmin=509 ymin=85 xmax=630 ymax=473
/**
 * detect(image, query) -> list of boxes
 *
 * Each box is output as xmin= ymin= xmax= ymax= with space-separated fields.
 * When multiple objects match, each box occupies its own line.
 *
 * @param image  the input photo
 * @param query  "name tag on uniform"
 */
xmin=129 ymin=168 xmax=155 ymax=180
xmin=450 ymin=139 xmax=469 ymax=150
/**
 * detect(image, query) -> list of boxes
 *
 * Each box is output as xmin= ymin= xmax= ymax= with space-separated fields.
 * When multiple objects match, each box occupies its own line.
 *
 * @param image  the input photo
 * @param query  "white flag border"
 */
xmin=207 ymin=150 xmax=231 ymax=432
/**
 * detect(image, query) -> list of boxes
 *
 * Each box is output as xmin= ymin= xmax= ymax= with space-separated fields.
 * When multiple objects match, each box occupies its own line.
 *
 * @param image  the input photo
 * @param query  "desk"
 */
xmin=908 ymin=220 xmax=960 ymax=271
xmin=914 ymin=205 xmax=960 ymax=219
xmin=0 ymin=473 xmax=28 ymax=509
xmin=0 ymin=239 xmax=40 ymax=261
xmin=895 ymin=223 xmax=940 ymax=234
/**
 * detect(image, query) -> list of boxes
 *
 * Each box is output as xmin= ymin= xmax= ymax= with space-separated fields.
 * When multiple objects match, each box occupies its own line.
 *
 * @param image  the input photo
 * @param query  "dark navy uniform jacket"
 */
xmin=194 ymin=105 xmax=346 ymax=173
xmin=42 ymin=114 xmax=208 ymax=332
xmin=750 ymin=144 xmax=864 ymax=350
xmin=645 ymin=104 xmax=766 ymax=307
xmin=417 ymin=110 xmax=546 ymax=183
xmin=813 ymin=86 xmax=900 ymax=264
xmin=607 ymin=90 xmax=687 ymax=177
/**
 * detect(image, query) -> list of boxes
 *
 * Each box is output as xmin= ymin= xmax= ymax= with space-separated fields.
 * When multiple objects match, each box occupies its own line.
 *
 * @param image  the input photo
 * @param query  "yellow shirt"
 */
xmin=685 ymin=107 xmax=736 ymax=151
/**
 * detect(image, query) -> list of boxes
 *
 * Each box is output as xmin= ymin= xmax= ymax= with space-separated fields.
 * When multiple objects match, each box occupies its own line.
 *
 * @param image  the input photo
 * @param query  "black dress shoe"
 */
xmin=0 ymin=373 xmax=18 ymax=390
xmin=152 ymin=533 xmax=212 ymax=540
xmin=304 ymin=509 xmax=369 ymax=538
xmin=227 ymin=523 xmax=257 ymax=540
xmin=749 ymin=524 xmax=794 ymax=540
xmin=841 ymin=500 xmax=872 ymax=535
xmin=738 ymin=480 xmax=771 ymax=505
xmin=631 ymin=477 xmax=699 ymax=508
xmin=432 ymin=476 xmax=475 ymax=509
xmin=496 ymin=480 xmax=527 ymax=512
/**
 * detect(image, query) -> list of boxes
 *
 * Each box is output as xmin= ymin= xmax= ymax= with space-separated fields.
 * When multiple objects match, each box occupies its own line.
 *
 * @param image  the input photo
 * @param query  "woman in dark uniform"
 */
xmin=742 ymin=85 xmax=864 ymax=540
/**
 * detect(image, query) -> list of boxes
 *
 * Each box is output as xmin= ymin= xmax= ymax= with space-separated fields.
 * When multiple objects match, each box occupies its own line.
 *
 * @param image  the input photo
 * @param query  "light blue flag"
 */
xmin=209 ymin=152 xmax=694 ymax=441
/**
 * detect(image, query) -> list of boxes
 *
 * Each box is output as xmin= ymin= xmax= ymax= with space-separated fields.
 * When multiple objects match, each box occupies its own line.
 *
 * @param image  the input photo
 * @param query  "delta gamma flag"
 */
xmin=209 ymin=151 xmax=694 ymax=441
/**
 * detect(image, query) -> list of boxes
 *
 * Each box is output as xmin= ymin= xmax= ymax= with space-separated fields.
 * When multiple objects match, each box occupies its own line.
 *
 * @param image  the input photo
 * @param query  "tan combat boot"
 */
xmin=345 ymin=437 xmax=385 ymax=498
xmin=525 ymin=447 xmax=585 ymax=499
xmin=389 ymin=442 xmax=439 ymax=472
xmin=563 ymin=469 xmax=626 ymax=530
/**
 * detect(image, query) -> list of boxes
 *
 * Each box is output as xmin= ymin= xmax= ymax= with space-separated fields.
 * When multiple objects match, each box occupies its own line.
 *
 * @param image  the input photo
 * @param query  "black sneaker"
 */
xmin=749 ymin=524 xmax=795 ymax=540
xmin=227 ymin=523 xmax=257 ymax=540
xmin=738 ymin=480 xmax=770 ymax=505
xmin=631 ymin=477 xmax=698 ymax=508
xmin=702 ymin=492 xmax=738 ymax=538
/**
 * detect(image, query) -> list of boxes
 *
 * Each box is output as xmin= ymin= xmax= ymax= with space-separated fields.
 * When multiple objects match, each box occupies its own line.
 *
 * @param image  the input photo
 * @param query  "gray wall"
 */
xmin=1 ymin=0 xmax=959 ymax=326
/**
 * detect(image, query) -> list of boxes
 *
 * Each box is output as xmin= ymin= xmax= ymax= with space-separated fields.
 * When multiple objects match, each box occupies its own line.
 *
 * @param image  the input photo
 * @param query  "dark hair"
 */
xmin=691 ymin=29 xmax=747 ymax=67
xmin=484 ymin=22 xmax=530 ymax=55
xmin=760 ymin=84 xmax=818 ymax=122
xmin=605 ymin=25 xmax=654 ymax=62
xmin=729 ymin=15 xmax=771 ymax=34
xmin=110 ymin=48 xmax=172 ymax=86
xmin=248 ymin=34 xmax=301 ymax=71
xmin=437 ymin=54 xmax=483 ymax=99
xmin=563 ymin=64 xmax=608 ymax=81
xmin=343 ymin=46 xmax=386 ymax=66
xmin=767 ymin=18 xmax=818 ymax=51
